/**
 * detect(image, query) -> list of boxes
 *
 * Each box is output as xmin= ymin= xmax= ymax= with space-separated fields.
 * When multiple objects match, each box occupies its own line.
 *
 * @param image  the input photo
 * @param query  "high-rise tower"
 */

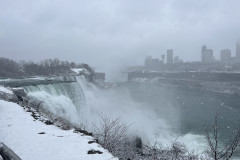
xmin=201 ymin=45 xmax=213 ymax=63
xmin=236 ymin=41 xmax=240 ymax=62
xmin=167 ymin=49 xmax=173 ymax=64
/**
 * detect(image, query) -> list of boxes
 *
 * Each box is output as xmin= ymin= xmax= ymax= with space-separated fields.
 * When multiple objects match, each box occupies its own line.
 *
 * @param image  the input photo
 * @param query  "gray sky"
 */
xmin=1 ymin=0 xmax=240 ymax=72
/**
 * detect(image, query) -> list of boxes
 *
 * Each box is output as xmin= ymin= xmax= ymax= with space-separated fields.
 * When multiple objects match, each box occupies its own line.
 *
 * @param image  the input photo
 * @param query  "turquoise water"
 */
xmin=123 ymin=82 xmax=240 ymax=139
xmin=22 ymin=79 xmax=240 ymax=158
xmin=116 ymin=82 xmax=240 ymax=157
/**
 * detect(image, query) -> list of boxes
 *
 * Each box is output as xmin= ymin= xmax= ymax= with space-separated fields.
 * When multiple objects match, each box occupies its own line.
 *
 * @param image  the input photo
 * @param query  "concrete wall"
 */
xmin=128 ymin=71 xmax=240 ymax=82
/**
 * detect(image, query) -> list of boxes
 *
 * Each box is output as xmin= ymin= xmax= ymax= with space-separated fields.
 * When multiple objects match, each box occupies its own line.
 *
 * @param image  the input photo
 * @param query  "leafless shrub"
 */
xmin=186 ymin=150 xmax=200 ymax=160
xmin=205 ymin=113 xmax=240 ymax=160
xmin=92 ymin=114 xmax=136 ymax=159
xmin=77 ymin=120 xmax=89 ymax=131
xmin=171 ymin=141 xmax=188 ymax=159
xmin=92 ymin=114 xmax=204 ymax=160
xmin=140 ymin=139 xmax=202 ymax=160
xmin=143 ymin=141 xmax=164 ymax=159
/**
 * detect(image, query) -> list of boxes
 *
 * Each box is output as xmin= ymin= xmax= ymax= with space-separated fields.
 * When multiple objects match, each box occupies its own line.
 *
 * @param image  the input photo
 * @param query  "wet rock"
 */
xmin=44 ymin=120 xmax=53 ymax=125
xmin=88 ymin=141 xmax=95 ymax=144
xmin=87 ymin=150 xmax=103 ymax=154
xmin=12 ymin=88 xmax=27 ymax=98
xmin=74 ymin=128 xmax=93 ymax=136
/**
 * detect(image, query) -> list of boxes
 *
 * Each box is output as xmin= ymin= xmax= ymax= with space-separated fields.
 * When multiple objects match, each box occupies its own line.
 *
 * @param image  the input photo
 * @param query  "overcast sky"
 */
xmin=1 ymin=0 xmax=240 ymax=72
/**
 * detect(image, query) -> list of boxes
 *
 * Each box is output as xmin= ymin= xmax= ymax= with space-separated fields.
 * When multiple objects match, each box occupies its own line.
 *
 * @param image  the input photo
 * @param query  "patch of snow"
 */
xmin=131 ymin=77 xmax=149 ymax=83
xmin=30 ymin=77 xmax=46 ymax=80
xmin=131 ymin=77 xmax=161 ymax=84
xmin=0 ymin=77 xmax=45 ymax=82
xmin=71 ymin=68 xmax=88 ymax=74
xmin=0 ymin=100 xmax=117 ymax=160
xmin=0 ymin=86 xmax=13 ymax=94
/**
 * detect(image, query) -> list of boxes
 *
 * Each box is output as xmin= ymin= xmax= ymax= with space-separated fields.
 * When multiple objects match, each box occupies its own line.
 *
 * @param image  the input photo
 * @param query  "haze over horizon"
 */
xmin=1 ymin=0 xmax=240 ymax=72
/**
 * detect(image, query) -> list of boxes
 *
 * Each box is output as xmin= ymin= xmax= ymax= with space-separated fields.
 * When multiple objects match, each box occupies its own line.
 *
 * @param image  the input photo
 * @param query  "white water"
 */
xmin=23 ymin=76 xmax=86 ymax=124
xmin=22 ymin=76 xmax=208 ymax=154
xmin=80 ymin=80 xmax=208 ymax=152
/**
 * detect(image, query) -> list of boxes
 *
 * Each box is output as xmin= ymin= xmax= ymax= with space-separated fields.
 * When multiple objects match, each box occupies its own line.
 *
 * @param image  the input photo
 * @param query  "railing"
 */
xmin=0 ymin=142 xmax=21 ymax=160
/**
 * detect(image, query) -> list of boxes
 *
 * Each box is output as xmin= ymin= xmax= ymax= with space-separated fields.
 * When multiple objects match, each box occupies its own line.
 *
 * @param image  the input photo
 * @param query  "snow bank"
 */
xmin=0 ymin=100 xmax=117 ymax=160
xmin=71 ymin=68 xmax=89 ymax=74
xmin=0 ymin=86 xmax=13 ymax=94
xmin=131 ymin=77 xmax=160 ymax=83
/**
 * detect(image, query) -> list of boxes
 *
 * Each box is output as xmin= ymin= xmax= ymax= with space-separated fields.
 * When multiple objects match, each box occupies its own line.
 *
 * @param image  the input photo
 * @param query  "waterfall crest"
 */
xmin=23 ymin=76 xmax=88 ymax=123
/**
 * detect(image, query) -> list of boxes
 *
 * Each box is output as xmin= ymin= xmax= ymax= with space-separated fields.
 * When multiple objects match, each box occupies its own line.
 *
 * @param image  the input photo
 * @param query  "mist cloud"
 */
xmin=0 ymin=0 xmax=240 ymax=72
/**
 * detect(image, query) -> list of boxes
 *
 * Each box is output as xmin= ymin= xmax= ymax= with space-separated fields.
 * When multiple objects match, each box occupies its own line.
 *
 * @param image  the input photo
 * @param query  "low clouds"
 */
xmin=0 ymin=0 xmax=240 ymax=72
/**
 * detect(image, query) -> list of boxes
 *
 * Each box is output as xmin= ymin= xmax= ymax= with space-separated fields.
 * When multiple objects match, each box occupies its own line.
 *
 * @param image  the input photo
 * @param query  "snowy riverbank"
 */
xmin=0 ymin=97 xmax=117 ymax=160
xmin=130 ymin=77 xmax=240 ymax=95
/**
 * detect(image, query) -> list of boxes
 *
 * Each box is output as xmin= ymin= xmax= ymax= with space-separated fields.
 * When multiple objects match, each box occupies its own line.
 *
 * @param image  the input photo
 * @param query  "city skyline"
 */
xmin=1 ymin=0 xmax=240 ymax=73
xmin=145 ymin=41 xmax=240 ymax=64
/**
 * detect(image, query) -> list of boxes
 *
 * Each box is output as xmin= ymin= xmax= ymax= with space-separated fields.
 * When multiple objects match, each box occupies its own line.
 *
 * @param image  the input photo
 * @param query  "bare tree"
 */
xmin=143 ymin=141 xmax=164 ymax=160
xmin=92 ymin=114 xmax=203 ymax=160
xmin=93 ymin=114 xmax=129 ymax=149
xmin=171 ymin=141 xmax=187 ymax=159
xmin=205 ymin=113 xmax=240 ymax=160
xmin=141 ymin=139 xmax=201 ymax=160
xmin=0 ymin=57 xmax=23 ymax=78
xmin=93 ymin=114 xmax=136 ymax=159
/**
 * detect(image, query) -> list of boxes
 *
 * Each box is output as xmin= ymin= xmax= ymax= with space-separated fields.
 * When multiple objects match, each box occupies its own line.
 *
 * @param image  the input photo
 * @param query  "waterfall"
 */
xmin=20 ymin=76 xmax=211 ymax=155
xmin=23 ymin=76 xmax=87 ymax=124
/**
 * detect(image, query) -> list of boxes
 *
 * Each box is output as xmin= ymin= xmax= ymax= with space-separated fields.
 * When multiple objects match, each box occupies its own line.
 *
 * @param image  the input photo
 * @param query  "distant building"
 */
xmin=161 ymin=55 xmax=165 ymax=63
xmin=206 ymin=49 xmax=213 ymax=62
xmin=174 ymin=56 xmax=183 ymax=64
xmin=231 ymin=57 xmax=237 ymax=64
xmin=144 ymin=56 xmax=163 ymax=69
xmin=145 ymin=56 xmax=152 ymax=66
xmin=151 ymin=58 xmax=159 ymax=66
xmin=95 ymin=72 xmax=105 ymax=80
xmin=236 ymin=41 xmax=240 ymax=62
xmin=167 ymin=49 xmax=173 ymax=64
xmin=201 ymin=45 xmax=213 ymax=63
xmin=220 ymin=49 xmax=231 ymax=64
xmin=152 ymin=58 xmax=164 ymax=68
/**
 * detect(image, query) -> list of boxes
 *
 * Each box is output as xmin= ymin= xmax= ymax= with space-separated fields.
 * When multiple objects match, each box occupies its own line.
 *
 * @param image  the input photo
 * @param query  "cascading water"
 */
xmin=22 ymin=76 xmax=87 ymax=124
xmin=21 ymin=76 xmax=224 ymax=156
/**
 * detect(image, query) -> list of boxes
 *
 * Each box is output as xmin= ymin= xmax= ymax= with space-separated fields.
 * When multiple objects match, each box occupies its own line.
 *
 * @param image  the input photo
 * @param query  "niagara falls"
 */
xmin=1 ymin=0 xmax=240 ymax=160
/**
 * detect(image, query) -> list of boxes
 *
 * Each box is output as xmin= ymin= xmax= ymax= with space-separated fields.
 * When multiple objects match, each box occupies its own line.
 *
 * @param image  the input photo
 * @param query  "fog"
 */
xmin=1 ymin=1 xmax=240 ymax=159
xmin=23 ymin=76 xmax=208 ymax=152
xmin=1 ymin=0 xmax=240 ymax=74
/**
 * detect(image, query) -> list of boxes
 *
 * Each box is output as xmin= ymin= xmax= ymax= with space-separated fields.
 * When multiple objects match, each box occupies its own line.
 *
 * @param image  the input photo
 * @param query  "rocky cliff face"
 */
xmin=0 ymin=87 xmax=18 ymax=102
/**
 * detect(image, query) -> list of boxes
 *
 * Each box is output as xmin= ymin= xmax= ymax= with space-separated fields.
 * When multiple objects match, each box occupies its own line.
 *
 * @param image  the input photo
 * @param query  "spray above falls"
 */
xmin=20 ymin=75 xmax=211 ymax=153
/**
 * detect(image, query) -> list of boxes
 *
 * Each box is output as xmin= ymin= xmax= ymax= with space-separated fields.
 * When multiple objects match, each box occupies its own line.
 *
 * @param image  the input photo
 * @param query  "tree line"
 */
xmin=87 ymin=113 xmax=240 ymax=160
xmin=0 ymin=57 xmax=93 ymax=78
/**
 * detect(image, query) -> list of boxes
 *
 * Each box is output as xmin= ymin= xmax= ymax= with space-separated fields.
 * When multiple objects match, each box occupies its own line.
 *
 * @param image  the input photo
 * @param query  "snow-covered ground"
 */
xmin=0 ymin=86 xmax=13 ymax=94
xmin=0 ymin=99 xmax=117 ymax=160
xmin=71 ymin=68 xmax=89 ymax=74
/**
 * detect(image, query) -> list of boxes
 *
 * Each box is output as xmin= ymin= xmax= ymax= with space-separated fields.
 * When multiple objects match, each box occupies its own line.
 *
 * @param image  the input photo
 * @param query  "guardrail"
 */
xmin=0 ymin=142 xmax=21 ymax=160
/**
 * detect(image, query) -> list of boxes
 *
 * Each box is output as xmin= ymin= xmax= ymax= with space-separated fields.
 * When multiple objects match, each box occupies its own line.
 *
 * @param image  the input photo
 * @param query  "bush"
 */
xmin=92 ymin=114 xmax=203 ymax=160
xmin=93 ymin=114 xmax=135 ymax=159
